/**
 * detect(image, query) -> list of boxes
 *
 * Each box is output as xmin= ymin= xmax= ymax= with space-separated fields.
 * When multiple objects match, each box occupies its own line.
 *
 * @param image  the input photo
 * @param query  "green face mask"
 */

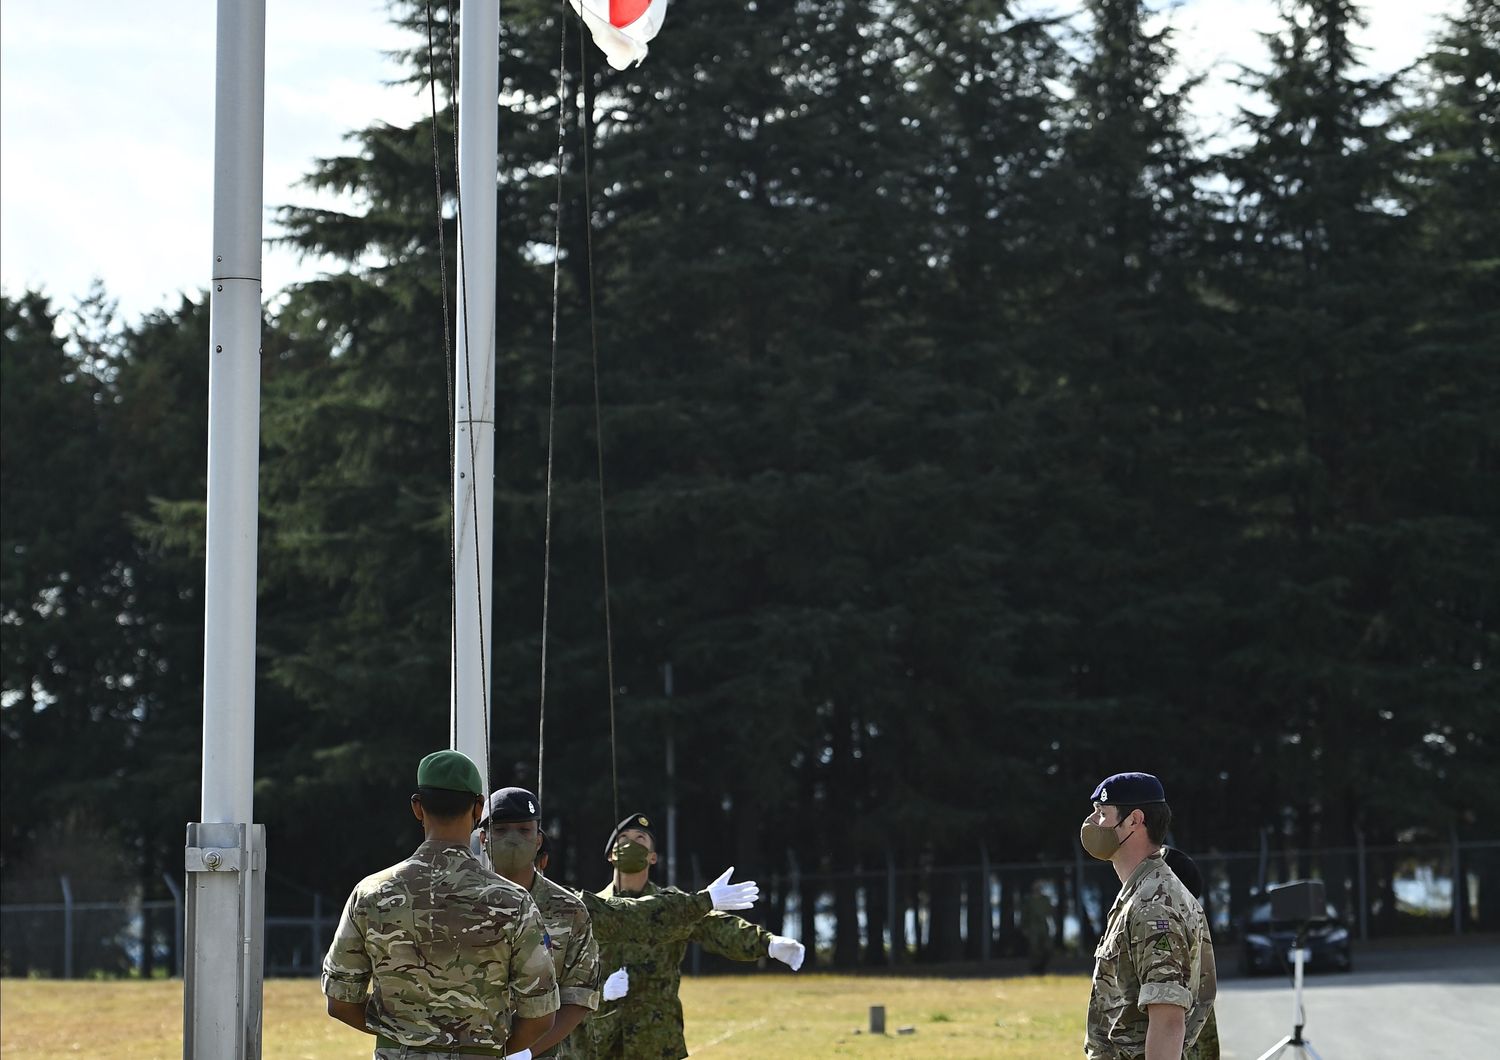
xmin=490 ymin=831 xmax=537 ymax=876
xmin=612 ymin=839 xmax=651 ymax=874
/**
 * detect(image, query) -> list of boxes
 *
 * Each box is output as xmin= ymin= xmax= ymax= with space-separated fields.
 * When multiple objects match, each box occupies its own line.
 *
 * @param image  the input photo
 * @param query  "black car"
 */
xmin=1239 ymin=901 xmax=1353 ymax=975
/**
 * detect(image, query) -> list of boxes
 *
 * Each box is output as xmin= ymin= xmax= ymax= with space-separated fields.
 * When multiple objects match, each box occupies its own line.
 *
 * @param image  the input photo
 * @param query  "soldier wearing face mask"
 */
xmin=474 ymin=792 xmax=761 ymax=1060
xmin=587 ymin=813 xmax=806 ymax=1059
xmin=1081 ymin=773 xmax=1217 ymax=1060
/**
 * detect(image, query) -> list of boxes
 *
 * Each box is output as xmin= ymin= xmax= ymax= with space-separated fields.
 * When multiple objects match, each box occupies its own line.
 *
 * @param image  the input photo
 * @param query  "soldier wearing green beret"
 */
xmin=584 ymin=813 xmax=807 ymax=1060
xmin=1079 ymin=772 xmax=1217 ymax=1060
xmin=321 ymin=750 xmax=559 ymax=1059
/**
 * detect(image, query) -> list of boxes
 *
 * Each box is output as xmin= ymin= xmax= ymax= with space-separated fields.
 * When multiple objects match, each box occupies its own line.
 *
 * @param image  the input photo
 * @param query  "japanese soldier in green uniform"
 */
xmin=586 ymin=812 xmax=807 ymax=1060
xmin=1081 ymin=772 xmax=1217 ymax=1060
xmin=321 ymin=750 xmax=559 ymax=1058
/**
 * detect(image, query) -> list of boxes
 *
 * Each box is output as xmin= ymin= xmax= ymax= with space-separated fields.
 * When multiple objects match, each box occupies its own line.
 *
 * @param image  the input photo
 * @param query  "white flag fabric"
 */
xmin=568 ymin=0 xmax=669 ymax=70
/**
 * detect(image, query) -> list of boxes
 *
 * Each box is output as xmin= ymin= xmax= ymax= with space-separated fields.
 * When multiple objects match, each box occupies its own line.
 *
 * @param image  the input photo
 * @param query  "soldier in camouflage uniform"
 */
xmin=1021 ymin=880 xmax=1056 ymax=974
xmin=473 ymin=792 xmax=767 ymax=1059
xmin=583 ymin=812 xmax=807 ymax=1060
xmin=321 ymin=750 xmax=559 ymax=1059
xmin=1162 ymin=847 xmax=1221 ymax=1060
xmin=478 ymin=787 xmax=601 ymax=1060
xmin=1079 ymin=773 xmax=1216 ymax=1060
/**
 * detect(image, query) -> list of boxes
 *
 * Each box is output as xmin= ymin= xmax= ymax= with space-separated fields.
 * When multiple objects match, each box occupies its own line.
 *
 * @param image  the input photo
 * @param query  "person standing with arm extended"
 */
xmin=587 ymin=813 xmax=806 ymax=1059
xmin=1080 ymin=772 xmax=1216 ymax=1060
xmin=321 ymin=751 xmax=559 ymax=1059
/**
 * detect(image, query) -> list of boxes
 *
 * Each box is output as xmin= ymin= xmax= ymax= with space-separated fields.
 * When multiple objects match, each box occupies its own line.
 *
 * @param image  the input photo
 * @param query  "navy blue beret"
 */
xmin=1090 ymin=772 xmax=1166 ymax=805
xmin=604 ymin=812 xmax=657 ymax=855
xmin=483 ymin=786 xmax=540 ymax=824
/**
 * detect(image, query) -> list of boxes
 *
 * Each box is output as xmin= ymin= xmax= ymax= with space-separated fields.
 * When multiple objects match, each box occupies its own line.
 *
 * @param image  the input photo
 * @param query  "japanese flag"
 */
xmin=569 ymin=0 xmax=669 ymax=70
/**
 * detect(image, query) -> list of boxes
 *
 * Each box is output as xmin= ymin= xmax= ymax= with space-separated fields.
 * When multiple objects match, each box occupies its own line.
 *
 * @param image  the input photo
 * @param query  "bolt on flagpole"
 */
xmin=451 ymin=1 xmax=501 ymax=771
xmin=184 ymin=2 xmax=267 ymax=1056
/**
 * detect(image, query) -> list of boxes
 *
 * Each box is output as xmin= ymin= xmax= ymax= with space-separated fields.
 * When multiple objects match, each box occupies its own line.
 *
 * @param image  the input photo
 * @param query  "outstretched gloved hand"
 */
xmin=706 ymin=866 xmax=760 ymax=911
xmin=767 ymin=935 xmax=805 ymax=971
xmin=602 ymin=967 xmax=630 ymax=1001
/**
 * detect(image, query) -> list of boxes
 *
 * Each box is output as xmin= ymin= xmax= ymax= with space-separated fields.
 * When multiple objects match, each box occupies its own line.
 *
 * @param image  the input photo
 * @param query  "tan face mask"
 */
xmin=490 ymin=831 xmax=538 ymax=875
xmin=1080 ymin=815 xmax=1136 ymax=860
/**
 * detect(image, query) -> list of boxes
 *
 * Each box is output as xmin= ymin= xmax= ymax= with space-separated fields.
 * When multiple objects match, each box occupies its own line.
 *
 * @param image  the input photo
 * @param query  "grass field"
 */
xmin=0 ymin=973 xmax=1090 ymax=1058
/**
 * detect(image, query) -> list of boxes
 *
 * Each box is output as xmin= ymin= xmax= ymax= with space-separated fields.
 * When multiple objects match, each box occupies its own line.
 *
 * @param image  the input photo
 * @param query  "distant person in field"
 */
xmin=321 ymin=750 xmax=559 ymax=1058
xmin=584 ymin=812 xmax=807 ymax=1059
xmin=1022 ymin=879 xmax=1056 ymax=974
xmin=472 ymin=788 xmax=760 ymax=1060
xmin=1080 ymin=772 xmax=1217 ymax=1060
xmin=1162 ymin=846 xmax=1221 ymax=1060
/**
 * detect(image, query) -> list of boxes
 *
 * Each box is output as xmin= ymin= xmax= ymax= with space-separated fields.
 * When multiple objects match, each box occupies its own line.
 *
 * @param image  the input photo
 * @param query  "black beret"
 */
xmin=1163 ymin=847 xmax=1204 ymax=900
xmin=482 ymin=786 xmax=540 ymax=825
xmin=1090 ymin=772 xmax=1166 ymax=806
xmin=603 ymin=812 xmax=656 ymax=855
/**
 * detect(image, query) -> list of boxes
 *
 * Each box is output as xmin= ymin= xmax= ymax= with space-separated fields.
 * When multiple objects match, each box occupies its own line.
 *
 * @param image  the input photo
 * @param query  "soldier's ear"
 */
xmin=411 ymin=794 xmax=425 ymax=823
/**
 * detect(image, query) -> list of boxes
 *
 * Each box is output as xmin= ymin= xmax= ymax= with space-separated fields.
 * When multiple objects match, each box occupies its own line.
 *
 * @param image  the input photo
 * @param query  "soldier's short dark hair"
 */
xmin=1116 ymin=802 xmax=1172 ymax=844
xmin=416 ymin=786 xmax=481 ymax=819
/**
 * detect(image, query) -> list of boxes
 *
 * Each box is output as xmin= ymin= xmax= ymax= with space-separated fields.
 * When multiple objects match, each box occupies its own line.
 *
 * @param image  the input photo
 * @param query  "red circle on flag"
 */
xmin=610 ymin=0 xmax=651 ymax=28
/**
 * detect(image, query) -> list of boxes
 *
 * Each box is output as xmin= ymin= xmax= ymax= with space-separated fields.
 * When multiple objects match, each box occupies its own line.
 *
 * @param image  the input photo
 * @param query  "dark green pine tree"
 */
xmin=1398 ymin=0 xmax=1500 ymax=855
xmin=1 ymin=291 xmax=134 ymax=892
xmin=1004 ymin=0 xmax=1238 ymax=850
xmin=1220 ymin=0 xmax=1497 ymax=860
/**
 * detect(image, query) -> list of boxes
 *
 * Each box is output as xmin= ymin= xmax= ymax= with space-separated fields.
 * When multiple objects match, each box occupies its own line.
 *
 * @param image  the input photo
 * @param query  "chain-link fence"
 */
xmin=4 ymin=839 xmax=1496 ymax=977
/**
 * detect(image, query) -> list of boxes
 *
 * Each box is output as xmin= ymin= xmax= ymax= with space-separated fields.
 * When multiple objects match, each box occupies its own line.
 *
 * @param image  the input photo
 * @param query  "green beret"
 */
xmin=416 ymin=749 xmax=484 ymax=796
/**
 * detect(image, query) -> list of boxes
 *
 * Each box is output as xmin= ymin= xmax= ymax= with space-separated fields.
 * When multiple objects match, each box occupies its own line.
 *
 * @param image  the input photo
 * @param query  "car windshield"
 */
xmin=1248 ymin=902 xmax=1340 ymax=929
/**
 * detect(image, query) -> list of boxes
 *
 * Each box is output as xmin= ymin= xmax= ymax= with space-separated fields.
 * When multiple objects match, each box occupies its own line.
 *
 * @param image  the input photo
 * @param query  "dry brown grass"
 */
xmin=0 ymin=973 xmax=1088 ymax=1058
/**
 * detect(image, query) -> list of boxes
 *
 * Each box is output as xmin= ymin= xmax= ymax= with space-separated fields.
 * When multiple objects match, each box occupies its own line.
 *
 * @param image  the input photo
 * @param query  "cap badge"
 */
xmin=638 ymin=816 xmax=650 ymax=827
xmin=528 ymin=800 xmax=536 ymax=813
xmin=1099 ymin=788 xmax=1108 ymax=802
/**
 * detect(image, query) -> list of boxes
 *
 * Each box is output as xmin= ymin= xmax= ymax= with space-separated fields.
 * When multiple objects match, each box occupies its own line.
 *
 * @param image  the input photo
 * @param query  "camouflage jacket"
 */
xmin=527 ymin=871 xmax=602 ymax=1060
xmin=582 ymin=880 xmax=771 ymax=1060
xmin=321 ymin=839 xmax=560 ymax=1049
xmin=1085 ymin=850 xmax=1216 ymax=1059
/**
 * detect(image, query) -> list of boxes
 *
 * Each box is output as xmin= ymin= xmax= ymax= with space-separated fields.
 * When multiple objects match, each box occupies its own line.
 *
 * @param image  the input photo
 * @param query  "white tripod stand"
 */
xmin=1255 ymin=930 xmax=1323 ymax=1060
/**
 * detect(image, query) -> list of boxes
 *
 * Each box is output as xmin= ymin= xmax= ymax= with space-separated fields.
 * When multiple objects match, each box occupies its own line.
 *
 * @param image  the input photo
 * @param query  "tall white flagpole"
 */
xmin=184 ymin=1 xmax=267 ymax=1056
xmin=452 ymin=0 xmax=501 ymax=773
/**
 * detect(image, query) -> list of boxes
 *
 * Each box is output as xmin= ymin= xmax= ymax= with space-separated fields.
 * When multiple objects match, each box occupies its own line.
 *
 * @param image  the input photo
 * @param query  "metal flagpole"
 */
xmin=451 ymin=1 xmax=502 ymax=770
xmin=184 ymin=1 xmax=267 ymax=1056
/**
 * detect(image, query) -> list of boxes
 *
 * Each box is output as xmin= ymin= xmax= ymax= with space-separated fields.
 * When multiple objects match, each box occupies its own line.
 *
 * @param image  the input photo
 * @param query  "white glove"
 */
xmin=504 ymin=1051 xmax=531 ymax=1060
xmin=706 ymin=866 xmax=759 ymax=911
xmin=768 ymin=935 xmax=805 ymax=971
xmin=602 ymin=966 xmax=630 ymax=1001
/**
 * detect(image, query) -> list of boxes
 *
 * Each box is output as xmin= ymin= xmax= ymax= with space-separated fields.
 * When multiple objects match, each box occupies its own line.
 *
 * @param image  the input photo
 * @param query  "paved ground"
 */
xmin=1216 ymin=941 xmax=1500 ymax=1059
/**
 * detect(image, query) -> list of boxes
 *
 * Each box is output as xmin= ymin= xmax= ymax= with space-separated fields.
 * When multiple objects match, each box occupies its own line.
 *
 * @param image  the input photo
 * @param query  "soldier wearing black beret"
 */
xmin=1081 ymin=772 xmax=1217 ymax=1060
xmin=588 ymin=812 xmax=807 ymax=1059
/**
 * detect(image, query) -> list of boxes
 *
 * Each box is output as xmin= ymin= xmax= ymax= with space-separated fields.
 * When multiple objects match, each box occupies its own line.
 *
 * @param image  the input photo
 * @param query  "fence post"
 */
xmin=979 ymin=843 xmax=991 ymax=963
xmin=59 ymin=874 xmax=75 ymax=979
xmin=1452 ymin=824 xmax=1462 ymax=936
xmin=886 ymin=847 xmax=898 ymax=966
xmin=163 ymin=872 xmax=184 ymax=978
xmin=312 ymin=892 xmax=324 ymax=967
xmin=1355 ymin=828 xmax=1368 ymax=942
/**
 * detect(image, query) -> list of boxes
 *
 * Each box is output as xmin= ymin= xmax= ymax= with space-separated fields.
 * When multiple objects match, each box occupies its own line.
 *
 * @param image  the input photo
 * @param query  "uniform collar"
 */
xmin=414 ymin=838 xmax=478 ymax=860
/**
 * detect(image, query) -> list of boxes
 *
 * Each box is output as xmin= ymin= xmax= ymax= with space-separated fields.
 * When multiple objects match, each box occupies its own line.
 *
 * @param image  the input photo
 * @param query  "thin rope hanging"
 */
xmin=574 ymin=8 xmax=622 ymax=829
xmin=535 ymin=0 xmax=572 ymax=809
